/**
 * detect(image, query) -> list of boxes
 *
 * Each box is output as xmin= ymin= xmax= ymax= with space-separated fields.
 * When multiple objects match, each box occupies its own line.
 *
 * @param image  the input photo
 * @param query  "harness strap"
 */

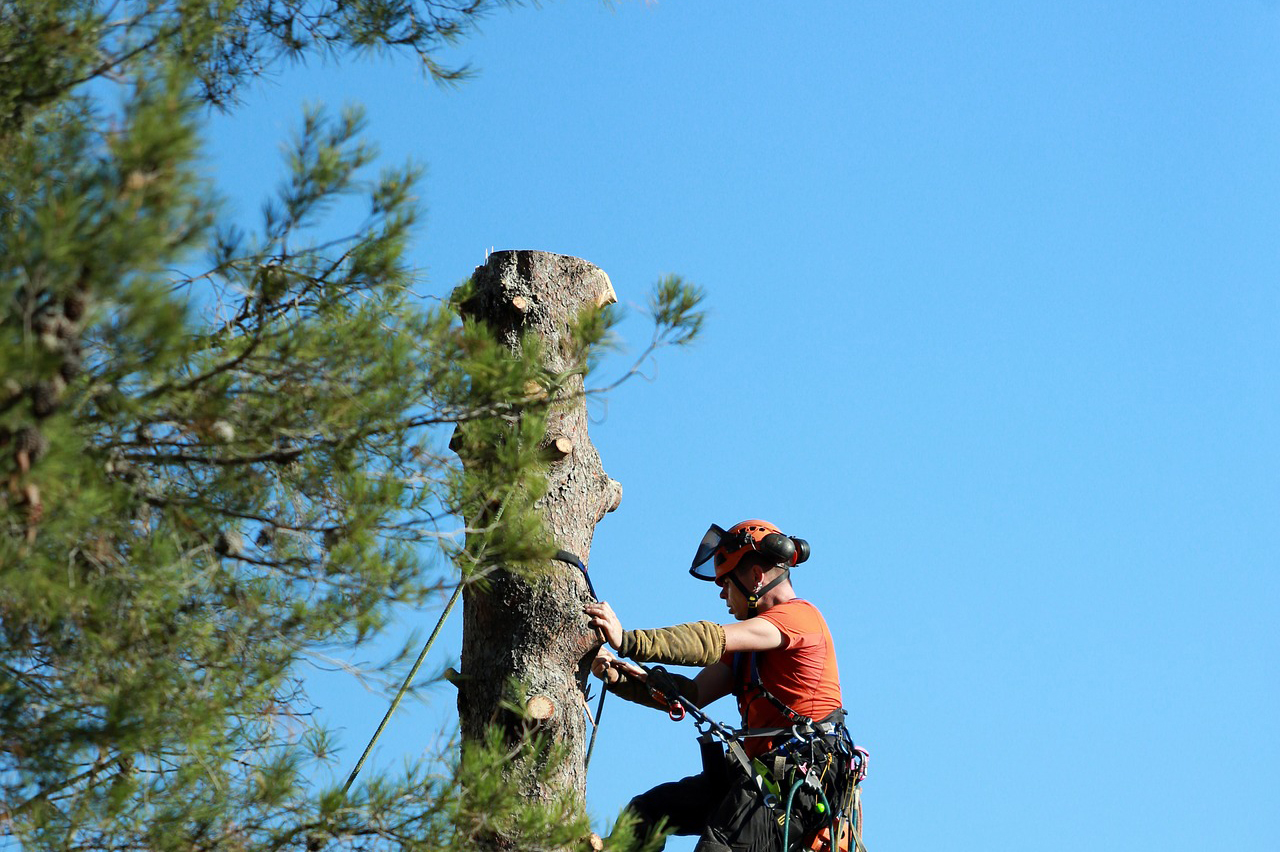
xmin=737 ymin=711 xmax=847 ymax=740
xmin=732 ymin=650 xmax=810 ymax=726
xmin=720 ymin=653 xmax=866 ymax=842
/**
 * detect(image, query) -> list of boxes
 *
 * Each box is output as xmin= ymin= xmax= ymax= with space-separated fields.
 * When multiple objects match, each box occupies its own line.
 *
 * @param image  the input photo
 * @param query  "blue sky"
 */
xmin=204 ymin=3 xmax=1279 ymax=850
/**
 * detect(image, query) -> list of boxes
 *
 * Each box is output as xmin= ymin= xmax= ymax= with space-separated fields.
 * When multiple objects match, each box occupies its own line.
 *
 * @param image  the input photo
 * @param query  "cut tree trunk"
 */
xmin=452 ymin=251 xmax=623 ymax=818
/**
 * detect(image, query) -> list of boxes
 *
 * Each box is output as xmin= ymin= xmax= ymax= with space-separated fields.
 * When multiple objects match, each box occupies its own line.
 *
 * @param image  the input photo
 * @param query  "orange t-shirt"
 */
xmin=722 ymin=599 xmax=843 ymax=757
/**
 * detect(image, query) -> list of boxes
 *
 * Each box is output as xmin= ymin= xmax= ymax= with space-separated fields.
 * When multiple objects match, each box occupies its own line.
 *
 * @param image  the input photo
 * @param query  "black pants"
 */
xmin=627 ymin=769 xmax=825 ymax=852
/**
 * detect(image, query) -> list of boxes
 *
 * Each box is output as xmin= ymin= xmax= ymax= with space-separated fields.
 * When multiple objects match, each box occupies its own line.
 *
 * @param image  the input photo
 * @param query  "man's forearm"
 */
xmin=606 ymin=668 xmax=701 ymax=710
xmin=618 ymin=620 xmax=726 ymax=667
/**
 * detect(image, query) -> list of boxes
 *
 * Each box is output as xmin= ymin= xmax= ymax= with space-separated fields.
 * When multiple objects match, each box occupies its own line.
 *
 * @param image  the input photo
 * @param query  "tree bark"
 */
xmin=453 ymin=251 xmax=622 ymax=815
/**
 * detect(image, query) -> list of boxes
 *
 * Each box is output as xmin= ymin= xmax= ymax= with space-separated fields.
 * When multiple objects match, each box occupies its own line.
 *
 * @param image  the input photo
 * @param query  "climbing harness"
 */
xmin=643 ymin=663 xmax=869 ymax=852
xmin=732 ymin=650 xmax=814 ymax=728
xmin=728 ymin=649 xmax=869 ymax=852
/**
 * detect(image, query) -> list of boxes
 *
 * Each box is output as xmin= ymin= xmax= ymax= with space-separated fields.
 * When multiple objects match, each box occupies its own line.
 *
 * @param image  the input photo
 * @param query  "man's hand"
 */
xmin=583 ymin=601 xmax=624 ymax=649
xmin=590 ymin=647 xmax=647 ymax=684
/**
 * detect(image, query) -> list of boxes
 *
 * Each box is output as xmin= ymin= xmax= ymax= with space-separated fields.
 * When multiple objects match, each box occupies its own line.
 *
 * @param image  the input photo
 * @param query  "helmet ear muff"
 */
xmin=759 ymin=532 xmax=796 ymax=566
xmin=757 ymin=533 xmax=811 ymax=567
xmin=696 ymin=520 xmax=812 ymax=582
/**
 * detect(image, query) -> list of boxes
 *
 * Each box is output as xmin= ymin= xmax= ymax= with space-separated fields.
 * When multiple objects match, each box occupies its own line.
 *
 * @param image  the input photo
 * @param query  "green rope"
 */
xmin=781 ymin=781 xmax=832 ymax=852
xmin=343 ymin=580 xmax=464 ymax=793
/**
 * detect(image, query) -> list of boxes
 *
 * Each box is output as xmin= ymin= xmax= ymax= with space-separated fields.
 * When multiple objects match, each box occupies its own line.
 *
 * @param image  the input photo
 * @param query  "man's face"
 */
xmin=716 ymin=566 xmax=754 ymax=621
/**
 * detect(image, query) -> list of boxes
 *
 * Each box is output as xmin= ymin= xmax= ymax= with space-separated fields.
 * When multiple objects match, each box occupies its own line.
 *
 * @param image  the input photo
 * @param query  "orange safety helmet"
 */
xmin=689 ymin=519 xmax=810 ymax=582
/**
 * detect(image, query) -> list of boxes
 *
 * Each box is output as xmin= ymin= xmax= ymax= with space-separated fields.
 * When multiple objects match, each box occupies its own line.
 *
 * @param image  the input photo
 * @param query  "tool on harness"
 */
xmin=644 ymin=663 xmax=868 ymax=852
xmin=726 ymin=648 xmax=870 ymax=852
xmin=783 ymin=778 xmax=834 ymax=852
xmin=689 ymin=520 xmax=810 ymax=617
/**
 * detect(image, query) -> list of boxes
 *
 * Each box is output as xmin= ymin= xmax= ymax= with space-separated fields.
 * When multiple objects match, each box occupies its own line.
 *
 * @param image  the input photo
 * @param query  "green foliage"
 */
xmin=0 ymin=0 xmax=519 ymax=130
xmin=0 ymin=1 xmax=705 ymax=849
xmin=648 ymin=275 xmax=706 ymax=348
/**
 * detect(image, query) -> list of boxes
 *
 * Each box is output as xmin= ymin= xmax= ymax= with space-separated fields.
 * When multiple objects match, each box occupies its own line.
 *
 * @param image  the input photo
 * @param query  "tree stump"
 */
xmin=453 ymin=250 xmax=623 ymax=809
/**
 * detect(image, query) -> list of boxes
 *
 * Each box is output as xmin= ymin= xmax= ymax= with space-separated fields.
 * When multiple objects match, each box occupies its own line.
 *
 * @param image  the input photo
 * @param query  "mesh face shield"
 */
xmin=689 ymin=524 xmax=728 ymax=580
xmin=689 ymin=520 xmax=810 ymax=583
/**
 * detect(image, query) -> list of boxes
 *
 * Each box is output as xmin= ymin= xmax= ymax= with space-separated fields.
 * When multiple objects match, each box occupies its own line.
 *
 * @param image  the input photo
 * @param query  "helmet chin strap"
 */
xmin=730 ymin=569 xmax=790 ymax=618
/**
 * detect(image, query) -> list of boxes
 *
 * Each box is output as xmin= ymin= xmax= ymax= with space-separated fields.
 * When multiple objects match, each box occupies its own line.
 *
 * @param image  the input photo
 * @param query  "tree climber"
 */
xmin=585 ymin=520 xmax=858 ymax=852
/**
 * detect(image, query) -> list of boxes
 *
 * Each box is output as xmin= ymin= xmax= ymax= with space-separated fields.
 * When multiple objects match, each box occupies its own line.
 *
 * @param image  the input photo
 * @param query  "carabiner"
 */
xmin=667 ymin=700 xmax=686 ymax=722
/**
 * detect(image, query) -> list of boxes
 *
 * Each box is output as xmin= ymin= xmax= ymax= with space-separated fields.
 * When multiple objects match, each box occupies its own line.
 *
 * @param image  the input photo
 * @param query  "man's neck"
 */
xmin=755 ymin=583 xmax=797 ymax=614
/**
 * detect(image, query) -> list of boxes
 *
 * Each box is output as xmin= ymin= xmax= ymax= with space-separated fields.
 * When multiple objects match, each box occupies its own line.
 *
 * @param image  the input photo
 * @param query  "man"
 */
xmin=585 ymin=520 xmax=857 ymax=852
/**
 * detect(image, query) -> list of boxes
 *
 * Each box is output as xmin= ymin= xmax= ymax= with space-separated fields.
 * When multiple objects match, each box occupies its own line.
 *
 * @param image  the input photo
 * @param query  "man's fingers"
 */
xmin=610 ymin=658 xmax=647 ymax=680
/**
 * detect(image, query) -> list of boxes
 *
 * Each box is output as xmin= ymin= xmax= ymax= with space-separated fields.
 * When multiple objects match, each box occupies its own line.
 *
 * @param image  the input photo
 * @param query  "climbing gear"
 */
xmin=585 ymin=671 xmax=607 ymax=774
xmin=345 ymin=548 xmax=596 ymax=793
xmin=581 ymin=683 xmax=608 ymax=777
xmin=731 ymin=650 xmax=820 ymax=734
xmin=644 ymin=665 xmax=762 ymax=787
xmin=806 ymin=743 xmax=870 ymax=852
xmin=640 ymin=665 xmax=870 ymax=844
xmin=732 ymin=648 xmax=869 ymax=852
xmin=343 ymin=580 xmax=463 ymax=794
xmin=558 ymin=548 xmax=608 ymax=774
xmin=782 ymin=775 xmax=834 ymax=852
xmin=759 ymin=716 xmax=865 ymax=852
xmin=645 ymin=651 xmax=868 ymax=852
xmin=606 ymin=665 xmax=701 ymax=711
xmin=645 ymin=666 xmax=702 ymax=716
xmin=619 ymin=620 xmax=727 ymax=667
xmin=557 ymin=548 xmax=598 ymax=600
xmin=689 ymin=520 xmax=810 ymax=617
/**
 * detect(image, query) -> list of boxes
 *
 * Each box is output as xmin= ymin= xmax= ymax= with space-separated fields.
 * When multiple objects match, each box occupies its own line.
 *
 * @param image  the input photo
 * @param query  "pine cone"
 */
xmin=63 ymin=291 xmax=89 ymax=322
xmin=13 ymin=426 xmax=48 ymax=463
xmin=33 ymin=311 xmax=73 ymax=353
xmin=31 ymin=378 xmax=66 ymax=418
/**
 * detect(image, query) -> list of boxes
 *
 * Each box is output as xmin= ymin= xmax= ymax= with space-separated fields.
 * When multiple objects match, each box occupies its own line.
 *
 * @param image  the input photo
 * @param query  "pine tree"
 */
xmin=0 ymin=2 xmax=704 ymax=849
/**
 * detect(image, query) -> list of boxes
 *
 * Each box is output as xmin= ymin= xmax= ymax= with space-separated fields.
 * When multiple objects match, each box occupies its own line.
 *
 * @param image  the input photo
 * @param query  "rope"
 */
xmin=781 ymin=782 xmax=833 ymax=852
xmin=343 ymin=580 xmax=463 ymax=793
xmin=583 ymin=683 xmax=607 ymax=773
xmin=343 ymin=518 xmax=595 ymax=791
xmin=562 ymin=547 xmax=608 ymax=775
